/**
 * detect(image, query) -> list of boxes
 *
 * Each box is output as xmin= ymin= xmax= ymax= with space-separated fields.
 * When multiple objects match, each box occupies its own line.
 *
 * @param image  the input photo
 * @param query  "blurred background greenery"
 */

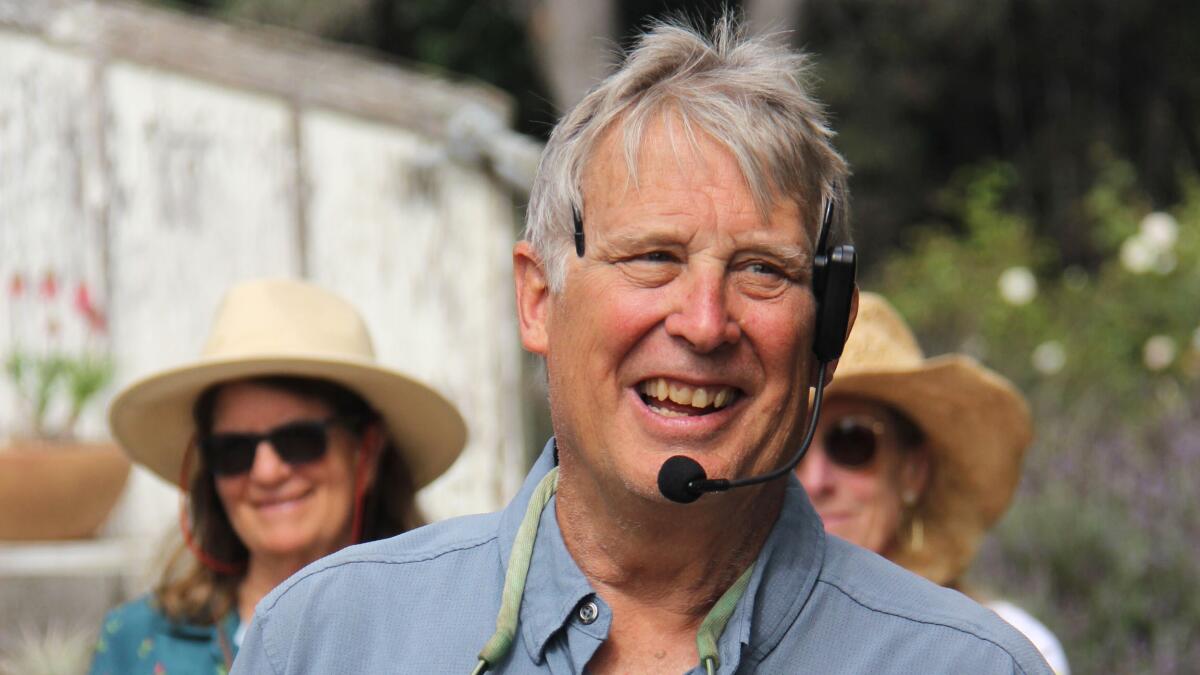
xmin=145 ymin=1 xmax=1200 ymax=672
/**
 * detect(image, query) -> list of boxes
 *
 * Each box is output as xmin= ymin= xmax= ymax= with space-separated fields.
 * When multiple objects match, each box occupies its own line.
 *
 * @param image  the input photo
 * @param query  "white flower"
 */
xmin=1139 ymin=212 xmax=1178 ymax=252
xmin=1143 ymin=335 xmax=1177 ymax=371
xmin=1032 ymin=341 xmax=1066 ymax=375
xmin=1120 ymin=236 xmax=1155 ymax=274
xmin=998 ymin=267 xmax=1037 ymax=305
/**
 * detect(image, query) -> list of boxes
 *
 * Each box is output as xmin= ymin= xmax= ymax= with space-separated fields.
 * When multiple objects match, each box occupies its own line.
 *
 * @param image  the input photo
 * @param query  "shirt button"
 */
xmin=577 ymin=599 xmax=599 ymax=625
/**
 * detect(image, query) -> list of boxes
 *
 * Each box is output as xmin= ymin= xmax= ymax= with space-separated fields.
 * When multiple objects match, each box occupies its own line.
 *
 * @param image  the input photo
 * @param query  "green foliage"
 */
xmin=802 ymin=0 xmax=1200 ymax=274
xmin=61 ymin=355 xmax=117 ymax=436
xmin=3 ymin=272 xmax=114 ymax=442
xmin=5 ymin=351 xmax=114 ymax=441
xmin=871 ymin=158 xmax=1200 ymax=673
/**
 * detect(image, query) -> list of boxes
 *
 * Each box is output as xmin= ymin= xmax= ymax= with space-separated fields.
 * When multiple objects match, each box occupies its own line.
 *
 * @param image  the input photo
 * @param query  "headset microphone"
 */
xmin=656 ymin=201 xmax=856 ymax=504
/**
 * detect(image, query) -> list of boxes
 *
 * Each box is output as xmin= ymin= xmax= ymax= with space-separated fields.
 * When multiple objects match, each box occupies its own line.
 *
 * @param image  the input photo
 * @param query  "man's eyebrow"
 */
xmin=606 ymin=230 xmax=687 ymax=249
xmin=605 ymin=232 xmax=812 ymax=265
xmin=741 ymin=243 xmax=811 ymax=268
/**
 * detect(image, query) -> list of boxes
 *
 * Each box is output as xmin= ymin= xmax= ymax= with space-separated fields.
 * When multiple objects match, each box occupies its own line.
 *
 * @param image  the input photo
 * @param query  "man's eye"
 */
xmin=748 ymin=262 xmax=785 ymax=277
xmin=638 ymin=251 xmax=678 ymax=263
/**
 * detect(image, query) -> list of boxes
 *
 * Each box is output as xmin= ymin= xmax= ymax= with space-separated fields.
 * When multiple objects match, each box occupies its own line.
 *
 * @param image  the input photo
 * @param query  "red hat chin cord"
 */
xmin=178 ymin=438 xmax=245 ymax=576
xmin=177 ymin=437 xmax=370 ymax=577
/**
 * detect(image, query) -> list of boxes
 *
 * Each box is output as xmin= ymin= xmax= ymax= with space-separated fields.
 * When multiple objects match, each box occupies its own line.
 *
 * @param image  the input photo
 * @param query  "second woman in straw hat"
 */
xmin=88 ymin=278 xmax=466 ymax=675
xmin=795 ymin=292 xmax=1070 ymax=674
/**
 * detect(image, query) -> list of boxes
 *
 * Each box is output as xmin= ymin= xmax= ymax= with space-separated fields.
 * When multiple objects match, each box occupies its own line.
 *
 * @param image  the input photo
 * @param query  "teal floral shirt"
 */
xmin=88 ymin=595 xmax=240 ymax=675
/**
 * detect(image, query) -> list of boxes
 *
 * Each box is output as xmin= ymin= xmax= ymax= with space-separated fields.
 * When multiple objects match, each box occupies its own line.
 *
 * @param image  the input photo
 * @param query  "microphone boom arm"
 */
xmin=658 ymin=364 xmax=830 ymax=503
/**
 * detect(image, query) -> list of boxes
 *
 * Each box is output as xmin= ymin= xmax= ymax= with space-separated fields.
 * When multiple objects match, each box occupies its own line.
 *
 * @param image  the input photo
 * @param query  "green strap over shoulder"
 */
xmin=696 ymin=562 xmax=756 ymax=674
xmin=474 ymin=467 xmax=560 ymax=673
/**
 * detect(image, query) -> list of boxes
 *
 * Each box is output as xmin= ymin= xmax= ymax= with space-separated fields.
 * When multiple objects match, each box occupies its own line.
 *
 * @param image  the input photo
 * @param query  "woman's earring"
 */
xmin=909 ymin=515 xmax=924 ymax=552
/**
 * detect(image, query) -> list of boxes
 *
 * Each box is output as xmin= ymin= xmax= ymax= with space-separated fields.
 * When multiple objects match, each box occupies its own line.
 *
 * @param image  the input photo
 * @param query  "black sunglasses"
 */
xmin=199 ymin=418 xmax=353 ymax=477
xmin=822 ymin=416 xmax=886 ymax=469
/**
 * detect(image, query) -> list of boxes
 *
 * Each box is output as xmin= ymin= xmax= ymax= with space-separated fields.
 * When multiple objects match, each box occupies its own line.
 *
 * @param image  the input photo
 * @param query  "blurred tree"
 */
xmin=155 ymin=0 xmax=557 ymax=137
xmin=526 ymin=0 xmax=616 ymax=112
xmin=800 ymin=0 xmax=1200 ymax=270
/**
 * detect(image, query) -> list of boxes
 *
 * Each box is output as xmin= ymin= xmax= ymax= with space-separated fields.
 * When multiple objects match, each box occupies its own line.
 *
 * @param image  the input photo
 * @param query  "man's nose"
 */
xmin=663 ymin=269 xmax=741 ymax=353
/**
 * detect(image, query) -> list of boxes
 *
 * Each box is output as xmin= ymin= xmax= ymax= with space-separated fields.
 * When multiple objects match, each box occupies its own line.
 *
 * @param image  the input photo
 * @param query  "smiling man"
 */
xmin=232 ymin=16 xmax=1052 ymax=675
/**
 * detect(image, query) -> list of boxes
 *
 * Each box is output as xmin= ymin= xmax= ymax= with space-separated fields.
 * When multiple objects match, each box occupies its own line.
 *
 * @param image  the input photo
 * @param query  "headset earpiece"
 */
xmin=573 ymin=207 xmax=585 ymax=257
xmin=811 ymin=202 xmax=856 ymax=363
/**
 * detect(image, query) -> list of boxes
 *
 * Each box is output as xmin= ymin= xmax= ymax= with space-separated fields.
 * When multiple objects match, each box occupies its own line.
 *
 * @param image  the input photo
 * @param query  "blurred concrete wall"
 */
xmin=0 ymin=0 xmax=536 ymax=570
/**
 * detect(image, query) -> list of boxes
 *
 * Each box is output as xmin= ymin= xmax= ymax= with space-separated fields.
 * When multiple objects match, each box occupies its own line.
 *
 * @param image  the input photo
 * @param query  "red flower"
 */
xmin=8 ymin=273 xmax=23 ymax=298
xmin=40 ymin=271 xmax=58 ymax=299
xmin=74 ymin=282 xmax=92 ymax=314
xmin=75 ymin=282 xmax=108 ymax=334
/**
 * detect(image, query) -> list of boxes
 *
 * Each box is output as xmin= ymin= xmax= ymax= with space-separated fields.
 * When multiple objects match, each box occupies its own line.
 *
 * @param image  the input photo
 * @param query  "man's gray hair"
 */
xmin=524 ymin=14 xmax=851 ymax=291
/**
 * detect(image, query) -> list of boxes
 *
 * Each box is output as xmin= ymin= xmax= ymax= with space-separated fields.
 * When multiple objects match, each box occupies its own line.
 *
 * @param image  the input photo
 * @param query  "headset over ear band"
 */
xmin=571 ymin=200 xmax=856 ymax=360
xmin=573 ymin=207 xmax=586 ymax=257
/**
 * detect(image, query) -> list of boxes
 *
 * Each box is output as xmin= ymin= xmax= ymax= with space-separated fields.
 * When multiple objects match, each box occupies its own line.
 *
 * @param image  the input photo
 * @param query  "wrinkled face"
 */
xmin=795 ymin=395 xmax=927 ymax=554
xmin=209 ymin=382 xmax=362 ymax=565
xmin=518 ymin=117 xmax=824 ymax=503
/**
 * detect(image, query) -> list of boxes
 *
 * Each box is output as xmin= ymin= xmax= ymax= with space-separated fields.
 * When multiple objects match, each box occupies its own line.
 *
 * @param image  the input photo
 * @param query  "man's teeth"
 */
xmin=639 ymin=378 xmax=736 ymax=410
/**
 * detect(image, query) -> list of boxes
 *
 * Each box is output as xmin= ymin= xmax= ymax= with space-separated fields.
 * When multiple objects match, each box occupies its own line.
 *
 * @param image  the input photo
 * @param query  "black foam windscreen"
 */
xmin=657 ymin=455 xmax=708 ymax=504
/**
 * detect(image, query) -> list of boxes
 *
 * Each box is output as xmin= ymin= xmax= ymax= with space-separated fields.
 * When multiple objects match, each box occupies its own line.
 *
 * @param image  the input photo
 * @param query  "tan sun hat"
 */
xmin=826 ymin=292 xmax=1033 ymax=585
xmin=109 ymin=278 xmax=467 ymax=490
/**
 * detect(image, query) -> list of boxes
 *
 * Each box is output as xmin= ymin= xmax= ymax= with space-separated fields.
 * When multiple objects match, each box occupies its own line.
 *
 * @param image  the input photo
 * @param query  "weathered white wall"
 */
xmin=0 ymin=0 xmax=535 ymax=570
xmin=0 ymin=32 xmax=108 ymax=438
xmin=302 ymin=111 xmax=527 ymax=513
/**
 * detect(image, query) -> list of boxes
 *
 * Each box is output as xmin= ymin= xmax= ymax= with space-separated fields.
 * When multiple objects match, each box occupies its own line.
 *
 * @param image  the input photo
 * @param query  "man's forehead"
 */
xmin=582 ymin=114 xmax=724 ymax=192
xmin=579 ymin=113 xmax=812 ymax=242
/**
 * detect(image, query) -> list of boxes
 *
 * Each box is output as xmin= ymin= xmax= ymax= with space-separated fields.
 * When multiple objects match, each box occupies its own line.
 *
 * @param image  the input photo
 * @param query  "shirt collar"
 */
xmin=723 ymin=475 xmax=826 ymax=665
xmin=519 ymin=493 xmax=608 ymax=661
xmin=496 ymin=438 xmax=559 ymax=569
xmin=496 ymin=439 xmax=826 ymax=667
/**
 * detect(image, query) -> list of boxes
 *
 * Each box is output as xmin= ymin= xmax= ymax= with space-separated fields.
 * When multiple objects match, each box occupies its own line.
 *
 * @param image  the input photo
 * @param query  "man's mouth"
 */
xmin=637 ymin=377 xmax=741 ymax=418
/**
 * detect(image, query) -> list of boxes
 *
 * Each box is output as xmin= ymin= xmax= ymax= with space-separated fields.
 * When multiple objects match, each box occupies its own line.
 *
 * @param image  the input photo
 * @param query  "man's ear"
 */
xmin=814 ymin=286 xmax=860 ymax=386
xmin=513 ymin=241 xmax=551 ymax=356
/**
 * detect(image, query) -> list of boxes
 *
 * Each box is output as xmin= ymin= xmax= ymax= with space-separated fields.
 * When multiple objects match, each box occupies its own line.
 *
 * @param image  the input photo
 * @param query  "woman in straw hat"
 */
xmin=88 ymin=278 xmax=465 ymax=675
xmin=795 ymin=292 xmax=1070 ymax=674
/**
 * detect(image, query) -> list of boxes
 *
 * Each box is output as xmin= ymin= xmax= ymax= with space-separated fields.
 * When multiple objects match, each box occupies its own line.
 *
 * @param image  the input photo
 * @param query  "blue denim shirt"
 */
xmin=233 ymin=440 xmax=1051 ymax=674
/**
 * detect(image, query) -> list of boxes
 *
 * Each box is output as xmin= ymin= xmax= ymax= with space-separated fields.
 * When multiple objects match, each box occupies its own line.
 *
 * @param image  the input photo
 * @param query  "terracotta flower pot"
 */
xmin=0 ymin=441 xmax=132 ymax=540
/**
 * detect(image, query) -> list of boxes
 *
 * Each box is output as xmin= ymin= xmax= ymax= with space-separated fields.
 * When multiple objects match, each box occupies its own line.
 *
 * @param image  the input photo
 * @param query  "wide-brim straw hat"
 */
xmin=109 ymin=278 xmax=466 ymax=490
xmin=827 ymin=292 xmax=1032 ymax=585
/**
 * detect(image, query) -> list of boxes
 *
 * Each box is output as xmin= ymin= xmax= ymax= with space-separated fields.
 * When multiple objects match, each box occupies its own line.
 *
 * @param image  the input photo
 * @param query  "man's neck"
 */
xmin=554 ymin=464 xmax=785 ymax=672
